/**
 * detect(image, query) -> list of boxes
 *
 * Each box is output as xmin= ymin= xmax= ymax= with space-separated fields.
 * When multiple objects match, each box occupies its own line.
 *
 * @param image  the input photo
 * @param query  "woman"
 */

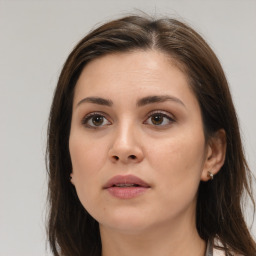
xmin=46 ymin=15 xmax=256 ymax=256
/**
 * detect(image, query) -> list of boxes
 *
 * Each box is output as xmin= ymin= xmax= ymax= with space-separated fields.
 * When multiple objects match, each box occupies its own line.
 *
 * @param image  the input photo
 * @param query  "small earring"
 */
xmin=207 ymin=171 xmax=214 ymax=180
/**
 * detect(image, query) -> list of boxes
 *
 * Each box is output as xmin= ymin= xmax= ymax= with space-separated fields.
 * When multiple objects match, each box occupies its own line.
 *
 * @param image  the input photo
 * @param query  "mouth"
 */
xmin=104 ymin=174 xmax=150 ymax=189
xmin=112 ymin=184 xmax=141 ymax=187
xmin=103 ymin=175 xmax=151 ymax=199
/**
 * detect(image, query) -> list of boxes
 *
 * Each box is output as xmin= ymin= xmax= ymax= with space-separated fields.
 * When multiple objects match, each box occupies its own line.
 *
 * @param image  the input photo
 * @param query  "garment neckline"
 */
xmin=205 ymin=239 xmax=213 ymax=256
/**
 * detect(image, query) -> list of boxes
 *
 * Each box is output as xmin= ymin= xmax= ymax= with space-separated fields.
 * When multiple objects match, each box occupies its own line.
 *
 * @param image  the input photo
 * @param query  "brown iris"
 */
xmin=92 ymin=115 xmax=104 ymax=126
xmin=151 ymin=114 xmax=164 ymax=125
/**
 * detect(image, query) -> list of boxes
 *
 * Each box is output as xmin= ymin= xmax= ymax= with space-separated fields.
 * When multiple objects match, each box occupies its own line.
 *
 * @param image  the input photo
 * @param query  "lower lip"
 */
xmin=106 ymin=187 xmax=149 ymax=199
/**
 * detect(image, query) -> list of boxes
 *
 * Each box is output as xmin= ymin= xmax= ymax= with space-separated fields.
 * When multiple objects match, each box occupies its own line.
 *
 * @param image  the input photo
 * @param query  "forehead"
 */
xmin=73 ymin=50 xmax=195 ymax=107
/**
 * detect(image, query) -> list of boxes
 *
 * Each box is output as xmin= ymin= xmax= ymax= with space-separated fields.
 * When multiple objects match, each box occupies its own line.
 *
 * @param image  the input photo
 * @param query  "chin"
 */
xmin=98 ymin=208 xmax=154 ymax=234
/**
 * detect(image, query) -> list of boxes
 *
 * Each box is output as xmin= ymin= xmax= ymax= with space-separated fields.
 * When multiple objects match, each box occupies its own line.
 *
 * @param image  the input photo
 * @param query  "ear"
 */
xmin=70 ymin=171 xmax=75 ymax=185
xmin=201 ymin=129 xmax=226 ymax=181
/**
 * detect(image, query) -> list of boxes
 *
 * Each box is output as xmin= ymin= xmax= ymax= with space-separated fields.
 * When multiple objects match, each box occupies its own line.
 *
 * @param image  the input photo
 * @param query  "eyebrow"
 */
xmin=137 ymin=95 xmax=186 ymax=108
xmin=76 ymin=95 xmax=185 ymax=108
xmin=76 ymin=97 xmax=113 ymax=107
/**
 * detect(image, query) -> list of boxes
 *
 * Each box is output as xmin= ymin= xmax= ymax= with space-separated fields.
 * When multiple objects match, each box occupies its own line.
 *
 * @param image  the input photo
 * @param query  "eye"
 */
xmin=82 ymin=113 xmax=111 ymax=128
xmin=144 ymin=112 xmax=175 ymax=126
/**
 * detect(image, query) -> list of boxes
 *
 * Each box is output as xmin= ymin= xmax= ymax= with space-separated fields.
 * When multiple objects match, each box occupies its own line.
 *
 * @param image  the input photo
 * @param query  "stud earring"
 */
xmin=69 ymin=173 xmax=73 ymax=182
xmin=207 ymin=171 xmax=214 ymax=180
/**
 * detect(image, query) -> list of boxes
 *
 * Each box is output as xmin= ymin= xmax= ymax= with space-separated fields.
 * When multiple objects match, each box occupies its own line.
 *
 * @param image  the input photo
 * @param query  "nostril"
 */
xmin=129 ymin=155 xmax=136 ymax=160
xmin=113 ymin=156 xmax=119 ymax=160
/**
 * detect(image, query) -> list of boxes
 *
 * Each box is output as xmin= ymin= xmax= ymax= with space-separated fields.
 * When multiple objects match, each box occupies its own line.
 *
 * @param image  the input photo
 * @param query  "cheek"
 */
xmin=69 ymin=128 xmax=108 ymax=176
xmin=149 ymin=132 xmax=205 ymax=174
xmin=147 ymin=128 xmax=206 ymax=208
xmin=69 ymin=133 xmax=108 ymax=208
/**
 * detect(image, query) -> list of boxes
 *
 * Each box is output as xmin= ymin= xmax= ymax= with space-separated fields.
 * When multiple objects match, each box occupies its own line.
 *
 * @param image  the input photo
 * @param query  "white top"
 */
xmin=212 ymin=240 xmax=242 ymax=256
xmin=208 ymin=239 xmax=240 ymax=256
xmin=213 ymin=248 xmax=225 ymax=256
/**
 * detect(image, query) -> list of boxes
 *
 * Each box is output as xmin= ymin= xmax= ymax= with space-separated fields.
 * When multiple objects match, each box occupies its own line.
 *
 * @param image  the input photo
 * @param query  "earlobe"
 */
xmin=207 ymin=171 xmax=214 ymax=180
xmin=201 ymin=129 xmax=226 ymax=182
xmin=70 ymin=172 xmax=75 ymax=185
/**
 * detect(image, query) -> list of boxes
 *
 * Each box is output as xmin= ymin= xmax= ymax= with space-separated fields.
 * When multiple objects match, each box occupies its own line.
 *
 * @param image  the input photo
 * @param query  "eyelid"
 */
xmin=144 ymin=110 xmax=176 ymax=125
xmin=81 ymin=110 xmax=175 ymax=128
xmin=81 ymin=111 xmax=112 ymax=128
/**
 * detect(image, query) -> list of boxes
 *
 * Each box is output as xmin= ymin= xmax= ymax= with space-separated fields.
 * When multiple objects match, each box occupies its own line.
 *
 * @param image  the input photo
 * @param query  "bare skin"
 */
xmin=69 ymin=50 xmax=226 ymax=256
xmin=100 ymin=210 xmax=206 ymax=256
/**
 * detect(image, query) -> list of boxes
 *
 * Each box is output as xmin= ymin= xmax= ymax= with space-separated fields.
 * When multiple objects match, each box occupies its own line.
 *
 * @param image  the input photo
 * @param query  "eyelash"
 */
xmin=81 ymin=110 xmax=175 ymax=128
xmin=81 ymin=112 xmax=111 ymax=128
xmin=143 ymin=111 xmax=175 ymax=126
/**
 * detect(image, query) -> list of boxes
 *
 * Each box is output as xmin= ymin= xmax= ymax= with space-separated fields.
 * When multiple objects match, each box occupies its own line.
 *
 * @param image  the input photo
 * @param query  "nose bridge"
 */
xmin=116 ymin=119 xmax=135 ymax=145
xmin=109 ymin=118 xmax=143 ymax=163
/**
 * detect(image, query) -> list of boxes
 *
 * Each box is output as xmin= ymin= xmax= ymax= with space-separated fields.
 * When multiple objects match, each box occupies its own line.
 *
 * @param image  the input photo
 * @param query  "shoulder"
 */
xmin=213 ymin=247 xmax=226 ymax=256
xmin=213 ymin=239 xmax=243 ymax=256
xmin=213 ymin=248 xmax=243 ymax=256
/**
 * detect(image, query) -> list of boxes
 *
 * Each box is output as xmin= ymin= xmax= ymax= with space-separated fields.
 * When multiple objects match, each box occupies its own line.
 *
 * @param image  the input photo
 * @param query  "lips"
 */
xmin=103 ymin=175 xmax=150 ymax=199
xmin=103 ymin=175 xmax=150 ymax=189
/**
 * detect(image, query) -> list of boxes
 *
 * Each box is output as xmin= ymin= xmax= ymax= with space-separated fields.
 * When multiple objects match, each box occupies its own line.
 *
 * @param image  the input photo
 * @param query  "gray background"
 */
xmin=1 ymin=0 xmax=255 ymax=255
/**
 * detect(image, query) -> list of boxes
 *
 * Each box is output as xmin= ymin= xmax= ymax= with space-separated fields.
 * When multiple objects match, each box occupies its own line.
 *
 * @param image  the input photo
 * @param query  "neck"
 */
xmin=100 ymin=216 xmax=206 ymax=256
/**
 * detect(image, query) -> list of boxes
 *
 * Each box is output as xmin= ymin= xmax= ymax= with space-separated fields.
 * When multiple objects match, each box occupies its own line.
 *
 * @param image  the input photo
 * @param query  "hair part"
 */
xmin=46 ymin=15 xmax=256 ymax=256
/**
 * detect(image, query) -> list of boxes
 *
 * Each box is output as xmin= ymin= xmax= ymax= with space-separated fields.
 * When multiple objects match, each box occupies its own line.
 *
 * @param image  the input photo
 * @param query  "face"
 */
xmin=69 ymin=50 xmax=210 ymax=234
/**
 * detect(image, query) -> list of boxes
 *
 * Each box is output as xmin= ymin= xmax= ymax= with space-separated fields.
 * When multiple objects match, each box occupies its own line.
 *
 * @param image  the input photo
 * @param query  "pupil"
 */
xmin=92 ymin=115 xmax=103 ymax=126
xmin=152 ymin=114 xmax=163 ymax=125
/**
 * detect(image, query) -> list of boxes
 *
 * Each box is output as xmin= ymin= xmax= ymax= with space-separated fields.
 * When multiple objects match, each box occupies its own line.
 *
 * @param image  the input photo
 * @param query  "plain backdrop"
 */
xmin=1 ymin=1 xmax=256 ymax=255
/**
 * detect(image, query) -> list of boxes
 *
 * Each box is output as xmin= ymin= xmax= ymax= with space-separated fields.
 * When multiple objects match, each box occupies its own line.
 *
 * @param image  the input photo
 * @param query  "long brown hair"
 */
xmin=46 ymin=15 xmax=256 ymax=256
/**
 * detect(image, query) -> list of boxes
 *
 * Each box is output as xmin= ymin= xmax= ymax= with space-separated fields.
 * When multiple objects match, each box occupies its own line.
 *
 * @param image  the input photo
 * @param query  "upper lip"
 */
xmin=103 ymin=175 xmax=150 ymax=189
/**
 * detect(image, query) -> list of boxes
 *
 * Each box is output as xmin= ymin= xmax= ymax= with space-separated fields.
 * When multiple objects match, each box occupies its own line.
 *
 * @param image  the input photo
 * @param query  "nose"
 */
xmin=108 ymin=124 xmax=144 ymax=164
